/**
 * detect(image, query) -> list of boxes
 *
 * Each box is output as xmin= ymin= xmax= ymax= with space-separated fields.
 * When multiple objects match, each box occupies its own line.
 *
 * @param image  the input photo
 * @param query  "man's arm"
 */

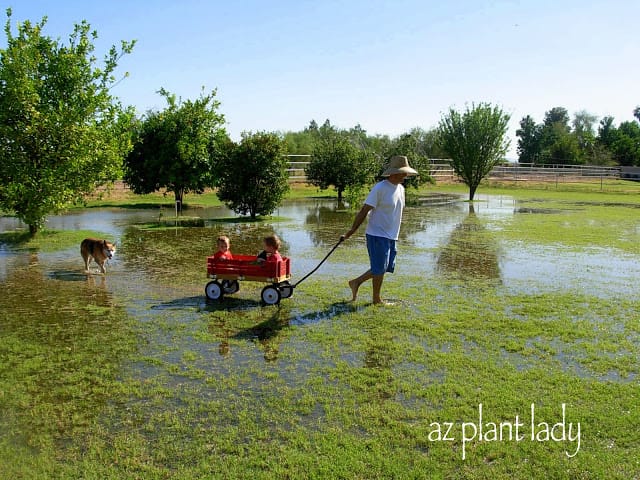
xmin=343 ymin=204 xmax=373 ymax=240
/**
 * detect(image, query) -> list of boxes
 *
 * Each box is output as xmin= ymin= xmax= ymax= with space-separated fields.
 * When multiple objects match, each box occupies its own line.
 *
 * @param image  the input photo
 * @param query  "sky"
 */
xmin=3 ymin=0 xmax=639 ymax=158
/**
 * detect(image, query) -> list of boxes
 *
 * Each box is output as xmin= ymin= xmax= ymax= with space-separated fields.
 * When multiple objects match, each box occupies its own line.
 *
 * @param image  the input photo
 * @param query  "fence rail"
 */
xmin=286 ymin=156 xmax=624 ymax=184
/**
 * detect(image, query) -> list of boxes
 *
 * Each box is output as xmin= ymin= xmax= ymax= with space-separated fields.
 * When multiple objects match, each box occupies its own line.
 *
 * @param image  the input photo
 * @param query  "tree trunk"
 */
xmin=469 ymin=184 xmax=477 ymax=201
xmin=28 ymin=224 xmax=39 ymax=237
xmin=337 ymin=188 xmax=343 ymax=203
xmin=174 ymin=188 xmax=184 ymax=214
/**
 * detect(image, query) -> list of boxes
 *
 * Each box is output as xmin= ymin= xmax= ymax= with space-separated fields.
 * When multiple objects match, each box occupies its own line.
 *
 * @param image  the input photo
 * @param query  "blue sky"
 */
xmin=4 ymin=0 xmax=639 ymax=158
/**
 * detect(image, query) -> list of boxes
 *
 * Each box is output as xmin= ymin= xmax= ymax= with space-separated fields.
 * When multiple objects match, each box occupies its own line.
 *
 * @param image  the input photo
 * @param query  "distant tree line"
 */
xmin=517 ymin=106 xmax=640 ymax=166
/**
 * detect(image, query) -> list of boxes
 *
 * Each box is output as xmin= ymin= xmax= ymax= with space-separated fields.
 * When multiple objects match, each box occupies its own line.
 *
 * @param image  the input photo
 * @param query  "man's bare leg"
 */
xmin=349 ymin=270 xmax=372 ymax=301
xmin=372 ymin=274 xmax=384 ymax=304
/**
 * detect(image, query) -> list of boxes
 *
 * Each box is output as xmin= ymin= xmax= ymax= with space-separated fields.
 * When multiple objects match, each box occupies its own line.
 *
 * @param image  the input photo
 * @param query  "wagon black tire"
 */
xmin=205 ymin=281 xmax=223 ymax=300
xmin=222 ymin=280 xmax=240 ymax=294
xmin=279 ymin=281 xmax=293 ymax=299
xmin=261 ymin=285 xmax=281 ymax=305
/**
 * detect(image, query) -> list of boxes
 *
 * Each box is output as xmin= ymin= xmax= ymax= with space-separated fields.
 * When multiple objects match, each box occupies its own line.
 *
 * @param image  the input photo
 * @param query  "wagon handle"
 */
xmin=293 ymin=236 xmax=344 ymax=288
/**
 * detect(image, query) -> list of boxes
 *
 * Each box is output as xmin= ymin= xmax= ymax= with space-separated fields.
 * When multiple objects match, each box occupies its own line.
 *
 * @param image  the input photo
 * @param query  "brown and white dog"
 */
xmin=81 ymin=238 xmax=116 ymax=274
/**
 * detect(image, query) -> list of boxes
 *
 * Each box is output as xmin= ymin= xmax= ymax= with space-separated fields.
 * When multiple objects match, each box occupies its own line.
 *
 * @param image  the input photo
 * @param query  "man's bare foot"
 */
xmin=348 ymin=279 xmax=359 ymax=301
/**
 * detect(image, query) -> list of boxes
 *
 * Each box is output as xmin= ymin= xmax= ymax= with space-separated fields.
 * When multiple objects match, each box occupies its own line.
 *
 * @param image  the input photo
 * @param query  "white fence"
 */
xmin=287 ymin=156 xmax=624 ymax=184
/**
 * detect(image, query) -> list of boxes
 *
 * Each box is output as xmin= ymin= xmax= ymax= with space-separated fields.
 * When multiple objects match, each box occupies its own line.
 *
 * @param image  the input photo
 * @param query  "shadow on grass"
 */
xmin=47 ymin=270 xmax=90 ymax=282
xmin=154 ymin=294 xmax=263 ymax=311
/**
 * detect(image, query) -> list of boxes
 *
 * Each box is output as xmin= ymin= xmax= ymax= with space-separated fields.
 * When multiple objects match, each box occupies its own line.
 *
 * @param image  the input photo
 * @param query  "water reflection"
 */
xmin=0 ymin=258 xmax=131 ymax=447
xmin=304 ymin=204 xmax=349 ymax=247
xmin=436 ymin=204 xmax=501 ymax=281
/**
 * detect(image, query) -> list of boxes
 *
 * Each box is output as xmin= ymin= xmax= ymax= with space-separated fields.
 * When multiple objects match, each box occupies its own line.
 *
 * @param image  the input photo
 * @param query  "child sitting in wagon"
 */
xmin=213 ymin=235 xmax=233 ymax=261
xmin=256 ymin=234 xmax=282 ymax=264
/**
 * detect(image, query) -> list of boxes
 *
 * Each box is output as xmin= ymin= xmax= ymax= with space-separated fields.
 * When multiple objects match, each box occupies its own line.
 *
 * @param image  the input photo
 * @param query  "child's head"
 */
xmin=263 ymin=234 xmax=281 ymax=253
xmin=217 ymin=235 xmax=230 ymax=252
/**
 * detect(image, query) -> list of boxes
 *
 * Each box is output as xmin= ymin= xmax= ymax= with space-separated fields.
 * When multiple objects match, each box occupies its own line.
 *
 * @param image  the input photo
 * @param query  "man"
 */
xmin=342 ymin=155 xmax=418 ymax=304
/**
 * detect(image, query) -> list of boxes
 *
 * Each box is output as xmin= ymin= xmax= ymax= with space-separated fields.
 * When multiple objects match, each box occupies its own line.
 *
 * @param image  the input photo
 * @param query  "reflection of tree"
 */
xmin=304 ymin=204 xmax=349 ymax=247
xmin=0 ymin=258 xmax=133 ymax=448
xmin=361 ymin=330 xmax=396 ymax=400
xmin=120 ymin=223 xmax=289 ymax=281
xmin=303 ymin=200 xmax=431 ymax=247
xmin=436 ymin=204 xmax=501 ymax=281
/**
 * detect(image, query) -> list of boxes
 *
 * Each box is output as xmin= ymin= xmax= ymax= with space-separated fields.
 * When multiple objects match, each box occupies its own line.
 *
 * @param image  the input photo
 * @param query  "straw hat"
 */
xmin=382 ymin=155 xmax=418 ymax=177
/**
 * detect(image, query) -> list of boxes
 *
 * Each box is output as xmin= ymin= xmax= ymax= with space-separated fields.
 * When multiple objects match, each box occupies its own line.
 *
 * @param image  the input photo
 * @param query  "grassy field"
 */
xmin=1 ymin=180 xmax=639 ymax=478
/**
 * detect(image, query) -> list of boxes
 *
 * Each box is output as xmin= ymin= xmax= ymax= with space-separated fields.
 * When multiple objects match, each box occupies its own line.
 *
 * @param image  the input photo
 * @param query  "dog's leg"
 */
xmin=99 ymin=261 xmax=106 ymax=274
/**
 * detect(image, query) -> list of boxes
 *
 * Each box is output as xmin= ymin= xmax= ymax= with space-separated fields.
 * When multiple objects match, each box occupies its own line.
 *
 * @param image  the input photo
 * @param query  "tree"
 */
xmin=597 ymin=115 xmax=640 ymax=166
xmin=438 ymin=103 xmax=510 ymax=201
xmin=305 ymin=121 xmax=376 ymax=202
xmin=612 ymin=121 xmax=640 ymax=166
xmin=537 ymin=106 xmax=581 ymax=164
xmin=384 ymin=127 xmax=436 ymax=188
xmin=516 ymin=115 xmax=541 ymax=164
xmin=123 ymin=88 xmax=227 ymax=210
xmin=216 ymin=132 xmax=289 ymax=219
xmin=0 ymin=9 xmax=135 ymax=235
xmin=572 ymin=110 xmax=598 ymax=162
xmin=597 ymin=116 xmax=617 ymax=149
xmin=543 ymin=107 xmax=570 ymax=130
xmin=540 ymin=123 xmax=581 ymax=165
xmin=634 ymin=106 xmax=640 ymax=123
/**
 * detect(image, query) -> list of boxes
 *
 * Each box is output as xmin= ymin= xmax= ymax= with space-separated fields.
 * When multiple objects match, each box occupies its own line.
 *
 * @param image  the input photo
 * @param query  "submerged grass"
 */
xmin=0 ymin=229 xmax=113 ymax=252
xmin=1 ymin=185 xmax=639 ymax=478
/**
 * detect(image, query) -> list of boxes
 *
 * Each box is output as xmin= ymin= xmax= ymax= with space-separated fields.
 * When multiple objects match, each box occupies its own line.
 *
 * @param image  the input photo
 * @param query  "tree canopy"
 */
xmin=0 ymin=9 xmax=135 ymax=234
xmin=305 ymin=121 xmax=377 ymax=203
xmin=216 ymin=132 xmax=289 ymax=219
xmin=438 ymin=103 xmax=510 ymax=201
xmin=517 ymin=106 xmax=640 ymax=166
xmin=123 ymin=88 xmax=227 ymax=209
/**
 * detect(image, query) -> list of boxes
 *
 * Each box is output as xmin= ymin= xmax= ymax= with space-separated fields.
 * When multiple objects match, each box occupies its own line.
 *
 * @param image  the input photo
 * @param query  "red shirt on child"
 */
xmin=213 ymin=250 xmax=233 ymax=261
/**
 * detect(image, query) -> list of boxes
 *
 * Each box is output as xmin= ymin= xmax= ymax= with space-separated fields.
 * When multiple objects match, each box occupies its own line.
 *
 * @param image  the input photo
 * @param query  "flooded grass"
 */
xmin=1 ymin=186 xmax=639 ymax=478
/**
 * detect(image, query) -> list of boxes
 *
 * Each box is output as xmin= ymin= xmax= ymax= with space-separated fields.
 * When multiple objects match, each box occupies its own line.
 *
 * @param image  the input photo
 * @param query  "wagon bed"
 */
xmin=205 ymin=255 xmax=292 ymax=304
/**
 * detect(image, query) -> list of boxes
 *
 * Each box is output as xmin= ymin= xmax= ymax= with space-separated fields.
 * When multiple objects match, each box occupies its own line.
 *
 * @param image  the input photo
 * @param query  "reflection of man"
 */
xmin=342 ymin=156 xmax=418 ymax=304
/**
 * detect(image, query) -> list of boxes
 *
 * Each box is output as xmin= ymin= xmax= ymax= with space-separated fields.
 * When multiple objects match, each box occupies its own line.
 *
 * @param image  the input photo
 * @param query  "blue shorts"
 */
xmin=366 ymin=234 xmax=397 ymax=275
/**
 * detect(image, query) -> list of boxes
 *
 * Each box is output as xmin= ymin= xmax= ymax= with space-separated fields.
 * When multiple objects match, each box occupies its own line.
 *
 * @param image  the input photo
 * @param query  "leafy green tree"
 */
xmin=543 ymin=107 xmax=571 ymax=130
xmin=0 ymin=9 xmax=135 ymax=235
xmin=537 ymin=106 xmax=581 ymax=164
xmin=634 ymin=106 xmax=640 ymax=123
xmin=438 ymin=103 xmax=510 ymax=201
xmin=597 ymin=115 xmax=640 ymax=166
xmin=612 ymin=121 xmax=640 ymax=166
xmin=597 ymin=116 xmax=617 ymax=149
xmin=516 ymin=115 xmax=541 ymax=164
xmin=282 ymin=130 xmax=314 ymax=154
xmin=216 ymin=132 xmax=289 ymax=219
xmin=540 ymin=123 xmax=581 ymax=164
xmin=305 ymin=121 xmax=376 ymax=202
xmin=572 ymin=110 xmax=598 ymax=163
xmin=384 ymin=127 xmax=437 ymax=188
xmin=123 ymin=88 xmax=227 ymax=210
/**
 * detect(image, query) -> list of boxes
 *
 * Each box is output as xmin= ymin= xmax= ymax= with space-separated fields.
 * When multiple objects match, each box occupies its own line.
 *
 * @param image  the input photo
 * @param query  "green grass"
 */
xmin=0 ymin=229 xmax=113 ymax=252
xmin=1 ymin=184 xmax=639 ymax=478
xmin=2 ymin=275 xmax=637 ymax=478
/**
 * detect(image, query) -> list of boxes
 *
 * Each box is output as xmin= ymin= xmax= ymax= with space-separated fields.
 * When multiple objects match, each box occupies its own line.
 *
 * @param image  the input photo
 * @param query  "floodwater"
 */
xmin=2 ymin=193 xmax=640 ymax=307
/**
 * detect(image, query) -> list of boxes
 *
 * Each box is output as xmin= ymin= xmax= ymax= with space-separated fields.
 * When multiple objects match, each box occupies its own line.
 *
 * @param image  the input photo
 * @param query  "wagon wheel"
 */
xmin=222 ymin=280 xmax=240 ymax=294
xmin=205 ymin=281 xmax=224 ymax=301
xmin=261 ymin=285 xmax=281 ymax=305
xmin=279 ymin=281 xmax=294 ymax=299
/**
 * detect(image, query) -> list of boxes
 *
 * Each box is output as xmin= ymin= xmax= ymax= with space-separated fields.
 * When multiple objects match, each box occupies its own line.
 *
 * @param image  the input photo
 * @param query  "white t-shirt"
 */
xmin=364 ymin=180 xmax=405 ymax=240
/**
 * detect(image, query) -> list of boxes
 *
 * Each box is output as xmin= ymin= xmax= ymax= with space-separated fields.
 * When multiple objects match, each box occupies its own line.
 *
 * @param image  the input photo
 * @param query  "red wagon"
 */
xmin=204 ymin=237 xmax=344 ymax=306
xmin=205 ymin=255 xmax=293 ymax=305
